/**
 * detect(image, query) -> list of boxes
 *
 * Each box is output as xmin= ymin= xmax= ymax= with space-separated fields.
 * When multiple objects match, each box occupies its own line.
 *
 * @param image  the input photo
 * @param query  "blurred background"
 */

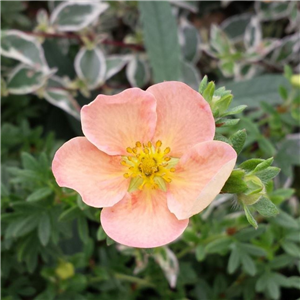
xmin=1 ymin=1 xmax=300 ymax=300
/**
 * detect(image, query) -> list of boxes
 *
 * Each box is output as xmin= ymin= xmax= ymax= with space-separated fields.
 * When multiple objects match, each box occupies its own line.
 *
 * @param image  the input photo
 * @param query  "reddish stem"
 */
xmin=25 ymin=31 xmax=144 ymax=51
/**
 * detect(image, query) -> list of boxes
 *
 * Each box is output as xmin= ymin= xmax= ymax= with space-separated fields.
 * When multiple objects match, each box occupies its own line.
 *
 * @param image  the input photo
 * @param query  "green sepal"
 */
xmin=215 ymin=118 xmax=240 ymax=127
xmin=202 ymin=81 xmax=215 ymax=102
xmin=255 ymin=167 xmax=281 ymax=185
xmin=230 ymin=129 xmax=247 ymax=155
xmin=251 ymin=157 xmax=274 ymax=174
xmin=221 ymin=169 xmax=248 ymax=194
xmin=222 ymin=105 xmax=247 ymax=116
xmin=243 ymin=204 xmax=258 ymax=229
xmin=213 ymin=94 xmax=232 ymax=114
xmin=198 ymin=75 xmax=208 ymax=94
xmin=253 ymin=196 xmax=279 ymax=218
xmin=239 ymin=158 xmax=264 ymax=173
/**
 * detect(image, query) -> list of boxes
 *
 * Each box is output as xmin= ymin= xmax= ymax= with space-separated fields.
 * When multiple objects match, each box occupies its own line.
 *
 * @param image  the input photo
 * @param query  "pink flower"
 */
xmin=52 ymin=82 xmax=237 ymax=248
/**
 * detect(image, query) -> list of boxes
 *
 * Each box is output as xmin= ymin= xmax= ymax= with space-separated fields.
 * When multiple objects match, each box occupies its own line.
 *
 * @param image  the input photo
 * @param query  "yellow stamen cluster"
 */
xmin=122 ymin=140 xmax=175 ymax=190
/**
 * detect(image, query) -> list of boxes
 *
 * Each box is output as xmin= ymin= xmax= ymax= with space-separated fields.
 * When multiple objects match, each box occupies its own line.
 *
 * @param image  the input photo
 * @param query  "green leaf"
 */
xmin=21 ymin=152 xmax=38 ymax=170
xmin=139 ymin=1 xmax=182 ymax=82
xmin=224 ymin=75 xmax=289 ymax=108
xmin=195 ymin=244 xmax=205 ymax=262
xmin=59 ymin=206 xmax=81 ymax=222
xmin=77 ymin=216 xmax=89 ymax=244
xmin=27 ymin=187 xmax=52 ymax=202
xmin=288 ymin=276 xmax=300 ymax=289
xmin=96 ymin=226 xmax=106 ymax=241
xmin=238 ymin=243 xmax=267 ymax=257
xmin=269 ymin=254 xmax=294 ymax=269
xmin=50 ymin=2 xmax=108 ymax=32
xmin=74 ymin=47 xmax=106 ymax=89
xmin=241 ymin=253 xmax=256 ymax=276
xmin=258 ymin=137 xmax=276 ymax=156
xmin=253 ymin=197 xmax=279 ymax=217
xmin=272 ymin=210 xmax=299 ymax=229
xmin=230 ymin=129 xmax=247 ymax=154
xmin=38 ymin=213 xmax=51 ymax=246
xmin=222 ymin=169 xmax=248 ymax=194
xmin=205 ymin=237 xmax=232 ymax=254
xmin=281 ymin=241 xmax=300 ymax=258
xmin=243 ymin=204 xmax=258 ymax=229
xmin=228 ymin=246 xmax=240 ymax=274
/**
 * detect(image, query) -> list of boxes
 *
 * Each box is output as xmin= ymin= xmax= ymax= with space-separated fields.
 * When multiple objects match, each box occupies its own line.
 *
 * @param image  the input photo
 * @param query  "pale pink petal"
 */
xmin=101 ymin=189 xmax=189 ymax=248
xmin=81 ymin=88 xmax=157 ymax=155
xmin=147 ymin=81 xmax=215 ymax=157
xmin=52 ymin=137 xmax=128 ymax=208
xmin=167 ymin=141 xmax=237 ymax=220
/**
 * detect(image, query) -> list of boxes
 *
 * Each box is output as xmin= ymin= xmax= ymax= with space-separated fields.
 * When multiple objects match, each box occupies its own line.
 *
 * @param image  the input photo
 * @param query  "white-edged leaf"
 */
xmin=44 ymin=88 xmax=80 ymax=120
xmin=218 ymin=59 xmax=234 ymax=78
xmin=0 ymin=30 xmax=49 ymax=72
xmin=7 ymin=64 xmax=48 ymax=94
xmin=178 ymin=17 xmax=201 ymax=63
xmin=255 ymin=1 xmax=294 ymax=21
xmin=126 ymin=55 xmax=150 ymax=88
xmin=153 ymin=247 xmax=179 ymax=288
xmin=50 ymin=2 xmax=109 ymax=32
xmin=181 ymin=60 xmax=201 ymax=91
xmin=170 ymin=1 xmax=198 ymax=13
xmin=269 ymin=33 xmax=300 ymax=65
xmin=244 ymin=17 xmax=262 ymax=50
xmin=234 ymin=63 xmax=257 ymax=81
xmin=221 ymin=13 xmax=252 ymax=42
xmin=105 ymin=55 xmax=130 ymax=80
xmin=74 ymin=47 xmax=106 ymax=89
xmin=210 ymin=24 xmax=233 ymax=55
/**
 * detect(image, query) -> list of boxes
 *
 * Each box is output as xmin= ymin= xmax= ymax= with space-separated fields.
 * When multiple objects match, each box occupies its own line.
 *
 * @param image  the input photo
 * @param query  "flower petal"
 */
xmin=52 ymin=137 xmax=128 ymax=208
xmin=167 ymin=141 xmax=237 ymax=219
xmin=101 ymin=189 xmax=189 ymax=248
xmin=147 ymin=81 xmax=215 ymax=157
xmin=81 ymin=88 xmax=157 ymax=155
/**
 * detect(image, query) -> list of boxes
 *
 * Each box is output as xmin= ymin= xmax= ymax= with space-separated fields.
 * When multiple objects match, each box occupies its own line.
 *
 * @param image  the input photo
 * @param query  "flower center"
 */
xmin=122 ymin=140 xmax=177 ymax=191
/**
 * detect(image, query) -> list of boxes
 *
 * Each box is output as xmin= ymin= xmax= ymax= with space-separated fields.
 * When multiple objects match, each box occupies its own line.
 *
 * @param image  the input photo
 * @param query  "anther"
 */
xmin=164 ymin=147 xmax=171 ymax=154
xmin=156 ymin=140 xmax=162 ymax=148
xmin=126 ymin=147 xmax=133 ymax=153
xmin=123 ymin=173 xmax=130 ymax=178
xmin=136 ymin=141 xmax=142 ymax=148
xmin=170 ymin=168 xmax=175 ymax=172
xmin=121 ymin=161 xmax=128 ymax=166
xmin=165 ymin=177 xmax=172 ymax=183
xmin=165 ymin=157 xmax=171 ymax=161
xmin=144 ymin=148 xmax=149 ymax=154
xmin=147 ymin=141 xmax=152 ymax=148
xmin=132 ymin=148 xmax=137 ymax=154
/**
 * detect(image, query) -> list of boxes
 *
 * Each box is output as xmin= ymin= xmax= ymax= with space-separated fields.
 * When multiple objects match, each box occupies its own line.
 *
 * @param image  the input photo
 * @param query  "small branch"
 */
xmin=25 ymin=31 xmax=144 ymax=51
